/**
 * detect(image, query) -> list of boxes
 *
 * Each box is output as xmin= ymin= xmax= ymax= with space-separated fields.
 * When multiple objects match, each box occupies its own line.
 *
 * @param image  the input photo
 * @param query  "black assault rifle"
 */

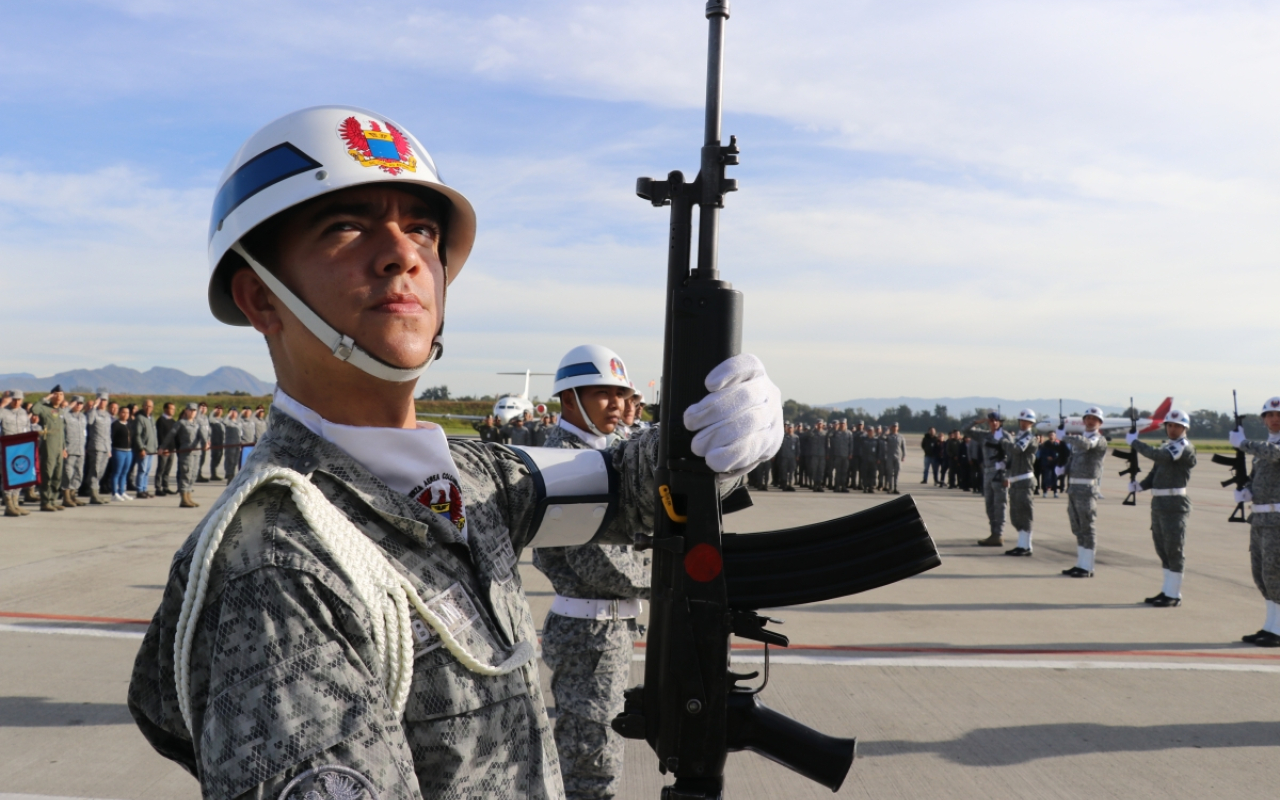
xmin=1112 ymin=396 xmax=1141 ymax=506
xmin=1212 ymin=390 xmax=1250 ymax=523
xmin=611 ymin=4 xmax=941 ymax=798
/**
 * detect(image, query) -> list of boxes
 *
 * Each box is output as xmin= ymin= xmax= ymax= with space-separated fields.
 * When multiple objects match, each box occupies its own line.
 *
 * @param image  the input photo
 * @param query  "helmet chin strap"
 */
xmin=570 ymin=387 xmax=606 ymax=437
xmin=232 ymin=242 xmax=442 ymax=383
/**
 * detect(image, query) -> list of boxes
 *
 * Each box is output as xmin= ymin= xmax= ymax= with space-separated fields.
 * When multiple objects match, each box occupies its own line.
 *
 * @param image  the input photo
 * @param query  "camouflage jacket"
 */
xmin=1241 ymin=437 xmax=1280 ymax=512
xmin=776 ymin=433 xmax=798 ymax=465
xmin=1003 ymin=430 xmax=1037 ymax=476
xmin=828 ymin=430 xmax=853 ymax=459
xmin=884 ymin=433 xmax=906 ymax=463
xmin=965 ymin=427 xmax=1008 ymax=472
xmin=1064 ymin=431 xmax=1107 ymax=483
xmin=129 ymin=408 xmax=661 ymax=800
xmin=1135 ymin=439 xmax=1196 ymax=491
xmin=531 ymin=426 xmax=651 ymax=605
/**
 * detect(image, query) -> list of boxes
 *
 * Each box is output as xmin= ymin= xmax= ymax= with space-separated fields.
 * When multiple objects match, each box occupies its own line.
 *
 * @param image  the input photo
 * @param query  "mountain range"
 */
xmin=0 ymin=365 xmax=275 ymax=396
xmin=822 ymin=396 xmax=1131 ymax=416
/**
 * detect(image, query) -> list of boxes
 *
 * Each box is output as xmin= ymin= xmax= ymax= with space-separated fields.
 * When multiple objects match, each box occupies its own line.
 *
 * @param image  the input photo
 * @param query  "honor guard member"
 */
xmin=884 ymin=422 xmax=906 ymax=494
xmin=965 ymin=412 xmax=1009 ymax=546
xmin=533 ymin=345 xmax=650 ymax=800
xmin=777 ymin=422 xmax=798 ymax=491
xmin=31 ymin=386 xmax=68 ymax=512
xmin=208 ymin=406 xmax=226 ymax=480
xmin=127 ymin=105 xmax=784 ymax=800
xmin=1058 ymin=406 xmax=1109 ymax=577
xmin=60 ymin=396 xmax=87 ymax=508
xmin=82 ymin=393 xmax=113 ymax=504
xmin=1228 ymin=397 xmax=1280 ymax=645
xmin=1126 ymin=409 xmax=1196 ymax=607
xmin=1003 ymin=410 xmax=1039 ymax=556
xmin=221 ymin=409 xmax=242 ymax=481
xmin=1 ymin=391 xmax=32 ymax=516
xmin=195 ymin=403 xmax=213 ymax=482
xmin=828 ymin=419 xmax=853 ymax=492
xmin=162 ymin=403 xmax=204 ymax=509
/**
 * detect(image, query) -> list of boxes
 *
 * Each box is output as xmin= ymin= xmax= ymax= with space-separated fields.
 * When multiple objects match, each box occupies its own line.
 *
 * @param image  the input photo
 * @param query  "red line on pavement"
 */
xmin=635 ymin=641 xmax=1280 ymax=661
xmin=0 ymin=610 xmax=150 ymax=626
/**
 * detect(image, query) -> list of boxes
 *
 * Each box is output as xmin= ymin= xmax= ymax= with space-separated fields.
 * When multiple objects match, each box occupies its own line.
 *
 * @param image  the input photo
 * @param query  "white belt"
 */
xmin=1253 ymin=503 xmax=1280 ymax=513
xmin=1149 ymin=488 xmax=1187 ymax=497
xmin=1069 ymin=478 xmax=1099 ymax=486
xmin=1008 ymin=472 xmax=1034 ymax=483
xmin=550 ymin=595 xmax=643 ymax=621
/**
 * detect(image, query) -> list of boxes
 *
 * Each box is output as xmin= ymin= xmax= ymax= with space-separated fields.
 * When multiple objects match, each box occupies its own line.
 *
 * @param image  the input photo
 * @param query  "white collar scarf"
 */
xmin=557 ymin=418 xmax=609 ymax=450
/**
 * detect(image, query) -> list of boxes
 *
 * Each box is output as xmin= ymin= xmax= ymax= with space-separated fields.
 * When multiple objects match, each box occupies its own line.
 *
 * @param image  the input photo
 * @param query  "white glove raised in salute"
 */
xmin=1125 ymin=431 xmax=1138 ymax=445
xmin=1229 ymin=427 xmax=1247 ymax=449
xmin=1056 ymin=427 xmax=1067 ymax=439
xmin=683 ymin=354 xmax=784 ymax=479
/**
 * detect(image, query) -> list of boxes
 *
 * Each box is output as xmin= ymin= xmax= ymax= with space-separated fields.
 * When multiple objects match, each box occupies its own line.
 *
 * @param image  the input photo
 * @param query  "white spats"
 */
xmin=1266 ymin=601 xmax=1280 ymax=635
xmin=1077 ymin=547 xmax=1096 ymax=572
xmin=1162 ymin=569 xmax=1183 ymax=599
xmin=1017 ymin=530 xmax=1032 ymax=550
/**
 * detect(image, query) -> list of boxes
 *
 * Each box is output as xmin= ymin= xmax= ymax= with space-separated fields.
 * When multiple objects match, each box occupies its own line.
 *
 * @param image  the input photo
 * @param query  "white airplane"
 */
xmin=1032 ymin=397 xmax=1173 ymax=437
xmin=418 ymin=371 xmax=554 ymax=425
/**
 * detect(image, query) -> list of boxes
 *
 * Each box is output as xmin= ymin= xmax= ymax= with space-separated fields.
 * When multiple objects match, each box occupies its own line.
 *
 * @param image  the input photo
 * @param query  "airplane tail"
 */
xmin=1139 ymin=397 xmax=1173 ymax=433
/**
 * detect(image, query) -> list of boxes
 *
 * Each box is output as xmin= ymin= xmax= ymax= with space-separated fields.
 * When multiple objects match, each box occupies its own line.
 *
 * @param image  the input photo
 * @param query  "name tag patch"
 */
xmin=412 ymin=583 xmax=480 ymax=658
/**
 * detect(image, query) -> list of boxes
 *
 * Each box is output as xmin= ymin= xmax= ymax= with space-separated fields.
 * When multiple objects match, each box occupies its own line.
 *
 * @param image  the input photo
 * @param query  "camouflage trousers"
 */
xmin=833 ymin=459 xmax=849 ymax=490
xmin=1151 ymin=496 xmax=1190 ymax=573
xmin=61 ymin=454 xmax=84 ymax=493
xmin=38 ymin=446 xmax=63 ymax=505
xmin=224 ymin=446 xmax=240 ymax=480
xmin=177 ymin=452 xmax=199 ymax=492
xmin=209 ymin=446 xmax=222 ymax=480
xmin=154 ymin=453 xmax=174 ymax=492
xmin=885 ymin=460 xmax=901 ymax=492
xmin=851 ymin=456 xmax=862 ymax=488
xmin=542 ymin=614 xmax=638 ymax=800
xmin=860 ymin=460 xmax=876 ymax=490
xmin=1009 ymin=480 xmax=1034 ymax=533
xmin=1249 ymin=518 xmax=1280 ymax=603
xmin=82 ymin=448 xmax=109 ymax=495
xmin=806 ymin=456 xmax=825 ymax=489
xmin=1067 ymin=487 xmax=1098 ymax=549
xmin=982 ymin=470 xmax=1007 ymax=536
xmin=777 ymin=460 xmax=795 ymax=489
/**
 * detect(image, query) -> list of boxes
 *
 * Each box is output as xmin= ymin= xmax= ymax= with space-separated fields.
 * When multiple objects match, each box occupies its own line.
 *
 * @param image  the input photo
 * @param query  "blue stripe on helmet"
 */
xmin=555 ymin=362 xmax=601 ymax=382
xmin=210 ymin=143 xmax=322 ymax=240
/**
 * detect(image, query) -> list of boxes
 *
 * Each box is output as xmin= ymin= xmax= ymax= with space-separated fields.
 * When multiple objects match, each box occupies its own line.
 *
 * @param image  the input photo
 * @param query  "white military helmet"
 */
xmin=1262 ymin=397 xmax=1280 ymax=415
xmin=554 ymin=345 xmax=633 ymax=436
xmin=1082 ymin=406 xmax=1105 ymax=421
xmin=1164 ymin=409 xmax=1191 ymax=429
xmin=206 ymin=105 xmax=476 ymax=383
xmin=1018 ymin=408 xmax=1037 ymax=423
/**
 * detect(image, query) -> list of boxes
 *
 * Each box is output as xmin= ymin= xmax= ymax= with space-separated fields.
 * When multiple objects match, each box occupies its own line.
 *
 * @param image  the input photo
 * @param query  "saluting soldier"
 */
xmin=1003 ymin=410 xmax=1039 ymax=556
xmin=60 ymin=396 xmax=87 ymax=508
xmin=1127 ymin=409 xmax=1196 ymax=607
xmin=30 ymin=386 xmax=68 ymax=512
xmin=221 ymin=409 xmax=241 ymax=481
xmin=127 ymin=105 xmax=783 ymax=799
xmin=1058 ymin=406 xmax=1109 ymax=577
xmin=1229 ymin=398 xmax=1280 ymax=645
xmin=965 ymin=412 xmax=1009 ymax=546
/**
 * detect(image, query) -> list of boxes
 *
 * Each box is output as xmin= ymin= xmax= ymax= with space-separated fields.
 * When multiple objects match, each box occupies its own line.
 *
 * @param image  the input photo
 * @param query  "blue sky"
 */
xmin=3 ymin=1 xmax=1278 ymax=410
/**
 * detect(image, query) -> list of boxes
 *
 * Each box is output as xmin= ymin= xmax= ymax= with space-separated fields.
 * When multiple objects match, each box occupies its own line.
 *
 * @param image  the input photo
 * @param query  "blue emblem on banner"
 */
xmin=2 ymin=434 xmax=39 ymax=490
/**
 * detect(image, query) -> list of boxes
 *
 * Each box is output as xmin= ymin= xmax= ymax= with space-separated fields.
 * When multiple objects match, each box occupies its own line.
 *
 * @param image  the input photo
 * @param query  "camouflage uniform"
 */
xmin=130 ymin=408 xmax=663 ymax=799
xmin=30 ymin=398 xmax=66 ymax=507
xmin=1134 ymin=438 xmax=1196 ymax=573
xmin=532 ymin=424 xmax=650 ymax=800
xmin=83 ymin=404 xmax=112 ymax=500
xmin=222 ymin=416 xmax=242 ymax=481
xmin=196 ymin=410 xmax=212 ymax=481
xmin=1004 ymin=430 xmax=1038 ymax=538
xmin=1063 ymin=431 xmax=1108 ymax=549
xmin=856 ymin=431 xmax=878 ymax=493
xmin=805 ymin=426 xmax=826 ymax=491
xmin=163 ymin=417 xmax=204 ymax=493
xmin=966 ymin=426 xmax=1009 ymax=538
xmin=883 ymin=431 xmax=906 ymax=493
xmin=776 ymin=430 xmax=798 ymax=489
xmin=208 ymin=415 xmax=225 ymax=480
xmin=828 ymin=428 xmax=852 ymax=491
xmin=1240 ymin=436 xmax=1280 ymax=603
xmin=60 ymin=405 xmax=87 ymax=497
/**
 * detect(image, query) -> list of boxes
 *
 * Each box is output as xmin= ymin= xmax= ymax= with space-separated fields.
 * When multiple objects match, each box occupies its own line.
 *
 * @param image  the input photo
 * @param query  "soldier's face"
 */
xmin=572 ymin=386 xmax=630 ymax=434
xmin=1019 ymin=420 xmax=1033 ymax=431
xmin=1165 ymin=422 xmax=1186 ymax=439
xmin=240 ymin=184 xmax=446 ymax=378
xmin=1264 ymin=411 xmax=1280 ymax=434
xmin=1083 ymin=415 xmax=1102 ymax=432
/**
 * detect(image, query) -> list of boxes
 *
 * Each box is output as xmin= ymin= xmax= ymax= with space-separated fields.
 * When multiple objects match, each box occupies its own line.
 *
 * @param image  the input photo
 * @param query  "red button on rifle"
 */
xmin=684 ymin=543 xmax=723 ymax=582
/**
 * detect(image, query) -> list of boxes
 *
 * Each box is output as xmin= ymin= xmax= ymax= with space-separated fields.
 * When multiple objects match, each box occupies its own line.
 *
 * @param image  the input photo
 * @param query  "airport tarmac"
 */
xmin=0 ymin=453 xmax=1277 ymax=799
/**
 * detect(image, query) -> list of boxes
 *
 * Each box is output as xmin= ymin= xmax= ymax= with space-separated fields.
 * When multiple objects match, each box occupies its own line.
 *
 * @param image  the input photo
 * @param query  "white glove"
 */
xmin=1229 ymin=427 xmax=1247 ymax=448
xmin=1056 ymin=427 xmax=1067 ymax=439
xmin=1235 ymin=487 xmax=1253 ymax=504
xmin=1128 ymin=481 xmax=1142 ymax=494
xmin=1125 ymin=432 xmax=1138 ymax=445
xmin=1054 ymin=466 xmax=1065 ymax=477
xmin=683 ymin=353 xmax=784 ymax=479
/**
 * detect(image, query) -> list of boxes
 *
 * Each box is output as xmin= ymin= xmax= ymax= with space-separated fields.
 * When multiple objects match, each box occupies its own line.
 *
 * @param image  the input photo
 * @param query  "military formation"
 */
xmin=749 ymin=419 xmax=907 ymax=494
xmin=0 ymin=387 xmax=268 ymax=514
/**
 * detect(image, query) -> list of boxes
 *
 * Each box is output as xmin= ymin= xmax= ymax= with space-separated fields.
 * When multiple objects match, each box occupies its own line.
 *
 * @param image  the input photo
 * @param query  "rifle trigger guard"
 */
xmin=659 ymin=485 xmax=688 ymax=524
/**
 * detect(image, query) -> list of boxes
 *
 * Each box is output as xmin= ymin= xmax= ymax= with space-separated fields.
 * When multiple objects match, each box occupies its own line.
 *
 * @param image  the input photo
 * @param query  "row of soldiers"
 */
xmin=753 ymin=419 xmax=908 ymax=494
xmin=1 ymin=387 xmax=269 ymax=514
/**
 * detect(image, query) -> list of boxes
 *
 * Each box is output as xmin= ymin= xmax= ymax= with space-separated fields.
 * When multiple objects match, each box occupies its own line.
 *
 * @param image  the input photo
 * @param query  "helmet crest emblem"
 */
xmin=339 ymin=116 xmax=417 ymax=175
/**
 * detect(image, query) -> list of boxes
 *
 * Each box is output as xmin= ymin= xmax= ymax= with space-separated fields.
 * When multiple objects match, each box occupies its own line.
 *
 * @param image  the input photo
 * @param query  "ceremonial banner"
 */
xmin=1 ymin=432 xmax=40 ymax=491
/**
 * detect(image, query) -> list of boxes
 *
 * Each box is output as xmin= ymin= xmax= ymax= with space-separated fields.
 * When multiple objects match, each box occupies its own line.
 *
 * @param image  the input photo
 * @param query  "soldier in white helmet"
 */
xmin=1228 ymin=397 xmax=1280 ymax=645
xmin=1003 ymin=409 xmax=1039 ymax=556
xmin=126 ymin=106 xmax=785 ymax=799
xmin=532 ymin=345 xmax=649 ymax=800
xmin=1126 ymin=409 xmax=1196 ymax=607
xmin=1057 ymin=406 xmax=1109 ymax=577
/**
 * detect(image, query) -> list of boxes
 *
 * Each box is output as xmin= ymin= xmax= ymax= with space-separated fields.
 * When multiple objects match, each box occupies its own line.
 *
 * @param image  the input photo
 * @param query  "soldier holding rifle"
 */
xmin=1126 ymin=410 xmax=1196 ymax=607
xmin=1228 ymin=397 xmax=1280 ymax=646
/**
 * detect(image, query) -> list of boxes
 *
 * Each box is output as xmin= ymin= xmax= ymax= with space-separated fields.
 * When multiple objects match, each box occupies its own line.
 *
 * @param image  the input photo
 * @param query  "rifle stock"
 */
xmin=613 ymin=4 xmax=940 ymax=798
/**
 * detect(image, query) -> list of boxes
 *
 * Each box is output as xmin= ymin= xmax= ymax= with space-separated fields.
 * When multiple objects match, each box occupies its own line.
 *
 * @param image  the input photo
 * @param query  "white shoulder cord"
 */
xmin=173 ymin=466 xmax=535 ymax=735
xmin=230 ymin=243 xmax=440 ymax=384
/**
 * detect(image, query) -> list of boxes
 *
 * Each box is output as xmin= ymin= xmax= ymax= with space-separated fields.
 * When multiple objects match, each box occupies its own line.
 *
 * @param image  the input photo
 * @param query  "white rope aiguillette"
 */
xmin=173 ymin=466 xmax=535 ymax=734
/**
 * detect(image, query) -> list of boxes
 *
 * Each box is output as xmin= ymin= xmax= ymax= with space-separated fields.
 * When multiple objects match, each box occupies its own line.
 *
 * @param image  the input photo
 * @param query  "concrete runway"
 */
xmin=1 ymin=453 xmax=1277 ymax=799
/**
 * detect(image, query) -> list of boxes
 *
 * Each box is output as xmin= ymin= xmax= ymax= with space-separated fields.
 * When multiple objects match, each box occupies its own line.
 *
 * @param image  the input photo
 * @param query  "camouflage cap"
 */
xmin=73 ymin=395 xmax=86 ymax=404
xmin=186 ymin=402 xmax=200 ymax=411
xmin=97 ymin=392 xmax=109 ymax=401
xmin=9 ymin=390 xmax=24 ymax=401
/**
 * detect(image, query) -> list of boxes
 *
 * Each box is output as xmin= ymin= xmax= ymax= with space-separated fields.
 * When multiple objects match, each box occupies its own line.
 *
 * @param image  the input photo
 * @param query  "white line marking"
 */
xmin=0 ymin=795 xmax=126 ymax=800
xmin=632 ymin=653 xmax=1280 ymax=673
xmin=0 ymin=623 xmax=144 ymax=640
